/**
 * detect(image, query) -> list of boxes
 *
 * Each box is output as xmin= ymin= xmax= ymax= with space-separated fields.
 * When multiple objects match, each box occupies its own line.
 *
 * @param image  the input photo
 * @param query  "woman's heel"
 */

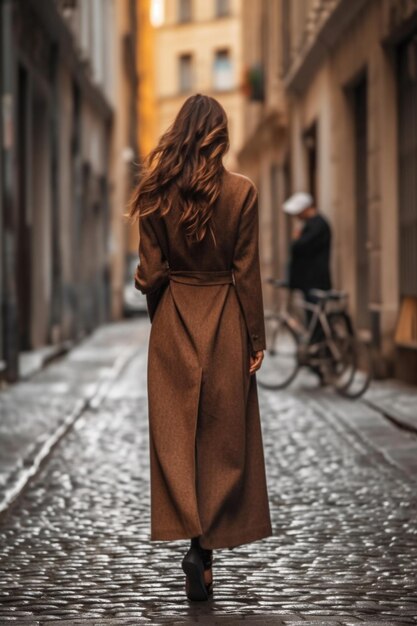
xmin=182 ymin=547 xmax=209 ymax=601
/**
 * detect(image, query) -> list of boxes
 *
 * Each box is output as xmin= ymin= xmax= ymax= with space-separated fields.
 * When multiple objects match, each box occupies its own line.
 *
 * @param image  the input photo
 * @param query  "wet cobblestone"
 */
xmin=0 ymin=320 xmax=416 ymax=625
xmin=0 ymin=321 xmax=144 ymax=514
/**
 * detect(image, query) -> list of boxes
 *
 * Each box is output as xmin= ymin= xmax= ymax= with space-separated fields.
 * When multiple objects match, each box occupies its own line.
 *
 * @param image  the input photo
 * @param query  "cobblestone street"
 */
xmin=0 ymin=319 xmax=416 ymax=625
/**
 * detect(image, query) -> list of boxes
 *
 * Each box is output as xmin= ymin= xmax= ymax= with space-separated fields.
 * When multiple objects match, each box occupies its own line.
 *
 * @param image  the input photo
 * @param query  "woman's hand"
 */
xmin=249 ymin=350 xmax=264 ymax=375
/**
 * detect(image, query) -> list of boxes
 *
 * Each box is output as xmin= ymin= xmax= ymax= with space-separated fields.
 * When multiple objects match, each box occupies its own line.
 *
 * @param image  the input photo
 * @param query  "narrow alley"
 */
xmin=0 ymin=319 xmax=416 ymax=625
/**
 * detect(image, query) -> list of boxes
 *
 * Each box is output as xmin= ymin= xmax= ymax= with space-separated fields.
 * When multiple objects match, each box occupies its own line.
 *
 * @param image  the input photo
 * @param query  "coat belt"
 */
xmin=168 ymin=269 xmax=234 ymax=286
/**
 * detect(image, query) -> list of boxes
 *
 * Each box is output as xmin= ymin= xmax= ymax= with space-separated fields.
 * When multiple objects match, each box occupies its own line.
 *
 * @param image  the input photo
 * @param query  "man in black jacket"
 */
xmin=283 ymin=192 xmax=332 ymax=344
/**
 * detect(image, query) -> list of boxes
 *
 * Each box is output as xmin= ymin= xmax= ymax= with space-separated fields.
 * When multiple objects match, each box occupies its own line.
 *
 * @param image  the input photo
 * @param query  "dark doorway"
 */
xmin=270 ymin=163 xmax=280 ymax=280
xmin=395 ymin=34 xmax=417 ymax=362
xmin=398 ymin=35 xmax=417 ymax=299
xmin=303 ymin=122 xmax=318 ymax=202
xmin=16 ymin=65 xmax=32 ymax=350
xmin=283 ymin=158 xmax=292 ymax=271
xmin=352 ymin=76 xmax=369 ymax=330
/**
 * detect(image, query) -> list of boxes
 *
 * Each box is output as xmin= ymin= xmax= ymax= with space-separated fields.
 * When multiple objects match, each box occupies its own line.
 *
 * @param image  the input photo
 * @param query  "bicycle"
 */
xmin=257 ymin=279 xmax=372 ymax=398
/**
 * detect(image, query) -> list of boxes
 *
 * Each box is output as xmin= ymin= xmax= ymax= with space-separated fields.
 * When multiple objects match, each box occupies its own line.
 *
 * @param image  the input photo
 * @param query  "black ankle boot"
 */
xmin=182 ymin=538 xmax=213 ymax=601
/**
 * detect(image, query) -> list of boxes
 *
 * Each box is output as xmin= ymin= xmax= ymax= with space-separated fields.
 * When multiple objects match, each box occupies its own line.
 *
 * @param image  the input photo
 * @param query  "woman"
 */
xmin=131 ymin=94 xmax=272 ymax=601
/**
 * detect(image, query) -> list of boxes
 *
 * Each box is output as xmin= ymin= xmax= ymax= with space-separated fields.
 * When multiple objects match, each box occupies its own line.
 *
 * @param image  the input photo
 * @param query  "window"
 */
xmin=178 ymin=0 xmax=192 ymax=22
xmin=216 ymin=0 xmax=230 ymax=17
xmin=179 ymin=54 xmax=193 ymax=92
xmin=302 ymin=122 xmax=318 ymax=202
xmin=150 ymin=0 xmax=165 ymax=27
xmin=213 ymin=49 xmax=233 ymax=91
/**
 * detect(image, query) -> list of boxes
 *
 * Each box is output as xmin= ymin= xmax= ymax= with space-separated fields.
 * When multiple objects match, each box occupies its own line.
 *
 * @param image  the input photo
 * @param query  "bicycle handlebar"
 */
xmin=266 ymin=280 xmax=348 ymax=303
xmin=309 ymin=288 xmax=347 ymax=301
xmin=266 ymin=278 xmax=289 ymax=288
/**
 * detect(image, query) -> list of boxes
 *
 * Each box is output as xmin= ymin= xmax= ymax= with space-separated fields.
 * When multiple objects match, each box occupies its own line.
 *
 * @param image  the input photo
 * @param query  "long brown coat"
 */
xmin=135 ymin=169 xmax=272 ymax=550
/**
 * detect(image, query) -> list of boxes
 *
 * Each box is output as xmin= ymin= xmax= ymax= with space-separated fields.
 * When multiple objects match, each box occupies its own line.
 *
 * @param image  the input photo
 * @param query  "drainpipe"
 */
xmin=0 ymin=0 xmax=19 ymax=381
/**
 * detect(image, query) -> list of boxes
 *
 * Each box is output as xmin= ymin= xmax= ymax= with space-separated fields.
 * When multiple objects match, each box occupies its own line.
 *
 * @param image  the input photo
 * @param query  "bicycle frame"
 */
xmin=261 ymin=280 xmax=371 ymax=397
xmin=272 ymin=289 xmax=346 ymax=364
xmin=302 ymin=300 xmax=351 ymax=366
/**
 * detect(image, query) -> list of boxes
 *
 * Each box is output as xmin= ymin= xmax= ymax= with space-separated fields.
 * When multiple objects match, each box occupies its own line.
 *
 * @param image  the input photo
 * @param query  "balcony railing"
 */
xmin=282 ymin=0 xmax=373 ymax=92
xmin=283 ymin=0 xmax=340 ymax=77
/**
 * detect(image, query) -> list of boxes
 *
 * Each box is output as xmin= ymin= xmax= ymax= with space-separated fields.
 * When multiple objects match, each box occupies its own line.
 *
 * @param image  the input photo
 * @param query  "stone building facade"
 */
xmin=237 ymin=0 xmax=288 ymax=310
xmin=239 ymin=0 xmax=417 ymax=382
xmin=0 ymin=0 xmax=138 ymax=382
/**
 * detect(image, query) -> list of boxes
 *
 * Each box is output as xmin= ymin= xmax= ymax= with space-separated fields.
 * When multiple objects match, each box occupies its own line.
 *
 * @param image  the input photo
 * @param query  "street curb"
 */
xmin=363 ymin=379 xmax=417 ymax=434
xmin=0 ymin=397 xmax=86 ymax=517
xmin=364 ymin=398 xmax=417 ymax=435
xmin=304 ymin=392 xmax=417 ymax=481
xmin=0 ymin=345 xmax=139 ymax=517
xmin=18 ymin=339 xmax=75 ymax=381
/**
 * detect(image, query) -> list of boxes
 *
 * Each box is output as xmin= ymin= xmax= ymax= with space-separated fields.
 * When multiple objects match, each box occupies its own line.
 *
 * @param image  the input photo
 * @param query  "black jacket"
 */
xmin=289 ymin=214 xmax=332 ymax=292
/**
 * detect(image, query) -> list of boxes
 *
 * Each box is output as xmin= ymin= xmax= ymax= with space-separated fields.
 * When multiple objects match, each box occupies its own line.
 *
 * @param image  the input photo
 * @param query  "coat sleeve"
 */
xmin=134 ymin=216 xmax=169 ymax=322
xmin=291 ymin=217 xmax=330 ymax=257
xmin=232 ymin=184 xmax=266 ymax=353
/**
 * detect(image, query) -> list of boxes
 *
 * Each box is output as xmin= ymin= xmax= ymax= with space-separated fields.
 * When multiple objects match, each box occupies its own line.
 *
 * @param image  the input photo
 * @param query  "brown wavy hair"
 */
xmin=129 ymin=94 xmax=229 ymax=243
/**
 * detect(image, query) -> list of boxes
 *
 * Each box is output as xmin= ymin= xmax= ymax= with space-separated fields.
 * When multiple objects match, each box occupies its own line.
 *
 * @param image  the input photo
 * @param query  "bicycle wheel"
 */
xmin=327 ymin=312 xmax=355 ymax=385
xmin=327 ymin=312 xmax=372 ymax=398
xmin=335 ymin=338 xmax=372 ymax=399
xmin=257 ymin=315 xmax=299 ymax=390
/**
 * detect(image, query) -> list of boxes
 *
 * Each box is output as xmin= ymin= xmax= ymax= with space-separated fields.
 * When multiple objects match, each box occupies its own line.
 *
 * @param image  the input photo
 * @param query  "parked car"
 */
xmin=123 ymin=255 xmax=148 ymax=316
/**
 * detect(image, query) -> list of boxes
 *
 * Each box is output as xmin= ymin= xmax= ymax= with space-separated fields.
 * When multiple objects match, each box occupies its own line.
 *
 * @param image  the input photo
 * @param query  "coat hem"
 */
xmin=200 ymin=524 xmax=273 ymax=550
xmin=150 ymin=529 xmax=198 ymax=543
xmin=150 ymin=523 xmax=272 ymax=550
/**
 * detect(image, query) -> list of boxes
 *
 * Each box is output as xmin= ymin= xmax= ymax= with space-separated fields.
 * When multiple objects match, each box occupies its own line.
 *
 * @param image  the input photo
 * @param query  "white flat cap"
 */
xmin=283 ymin=192 xmax=313 ymax=215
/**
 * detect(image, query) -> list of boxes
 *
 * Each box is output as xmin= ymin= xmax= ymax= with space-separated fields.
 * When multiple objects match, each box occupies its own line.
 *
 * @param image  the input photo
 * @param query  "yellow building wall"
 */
xmin=153 ymin=0 xmax=244 ymax=169
xmin=127 ymin=0 xmax=157 ymax=257
xmin=138 ymin=0 xmax=157 ymax=158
